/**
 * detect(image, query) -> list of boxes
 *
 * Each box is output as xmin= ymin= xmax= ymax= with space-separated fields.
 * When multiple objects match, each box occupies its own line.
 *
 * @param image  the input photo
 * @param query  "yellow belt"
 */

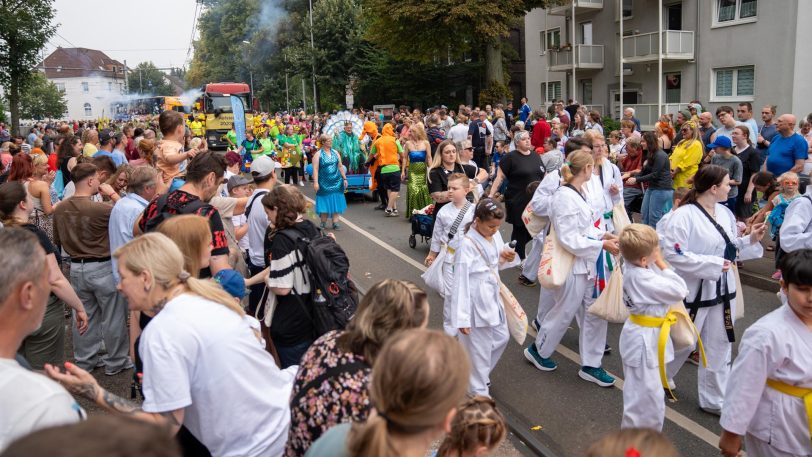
xmin=766 ymin=378 xmax=812 ymax=443
xmin=629 ymin=311 xmax=707 ymax=400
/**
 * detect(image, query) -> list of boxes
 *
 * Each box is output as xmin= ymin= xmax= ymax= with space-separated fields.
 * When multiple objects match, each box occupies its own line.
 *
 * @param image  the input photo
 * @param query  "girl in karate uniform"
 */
xmin=661 ymin=165 xmax=767 ymax=415
xmin=719 ymin=249 xmax=812 ymax=457
xmin=448 ymin=198 xmax=520 ymax=397
xmin=425 ymin=173 xmax=474 ymax=335
xmin=618 ymin=224 xmax=689 ymax=430
xmin=524 ymin=150 xmax=620 ymax=387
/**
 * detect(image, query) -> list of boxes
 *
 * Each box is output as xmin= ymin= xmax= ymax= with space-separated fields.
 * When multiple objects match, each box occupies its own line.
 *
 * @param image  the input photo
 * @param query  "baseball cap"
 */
xmin=99 ymin=128 xmax=113 ymax=145
xmin=250 ymin=155 xmax=280 ymax=179
xmin=213 ymin=269 xmax=246 ymax=299
xmin=227 ymin=175 xmax=252 ymax=192
xmin=707 ymin=135 xmax=732 ymax=149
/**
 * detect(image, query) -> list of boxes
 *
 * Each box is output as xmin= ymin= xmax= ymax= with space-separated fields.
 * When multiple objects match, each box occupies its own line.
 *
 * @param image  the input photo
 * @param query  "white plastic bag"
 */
xmin=587 ymin=266 xmax=628 ymax=323
xmin=538 ymin=225 xmax=575 ymax=289
xmin=500 ymin=281 xmax=528 ymax=345
xmin=522 ymin=203 xmax=549 ymax=238
xmin=420 ymin=248 xmax=447 ymax=296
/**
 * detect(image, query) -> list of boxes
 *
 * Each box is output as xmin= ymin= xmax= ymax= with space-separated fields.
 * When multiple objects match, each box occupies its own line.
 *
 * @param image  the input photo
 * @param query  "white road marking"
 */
xmin=322 ymin=199 xmax=721 ymax=450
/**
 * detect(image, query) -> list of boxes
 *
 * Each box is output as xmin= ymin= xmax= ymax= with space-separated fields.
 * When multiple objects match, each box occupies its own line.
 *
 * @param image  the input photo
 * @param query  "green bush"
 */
xmin=478 ymin=80 xmax=512 ymax=107
xmin=602 ymin=115 xmax=620 ymax=133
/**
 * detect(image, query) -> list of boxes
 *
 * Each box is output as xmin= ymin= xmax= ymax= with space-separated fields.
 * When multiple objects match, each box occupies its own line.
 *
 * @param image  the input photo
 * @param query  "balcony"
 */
xmin=546 ymin=44 xmax=605 ymax=72
xmin=622 ymin=30 xmax=694 ymax=63
xmin=616 ymin=103 xmax=691 ymax=131
xmin=549 ymin=0 xmax=603 ymax=16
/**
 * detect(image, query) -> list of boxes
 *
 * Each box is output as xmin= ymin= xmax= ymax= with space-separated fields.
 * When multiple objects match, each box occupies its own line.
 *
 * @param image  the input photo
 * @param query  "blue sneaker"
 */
xmin=579 ymin=366 xmax=615 ymax=387
xmin=524 ymin=343 xmax=557 ymax=371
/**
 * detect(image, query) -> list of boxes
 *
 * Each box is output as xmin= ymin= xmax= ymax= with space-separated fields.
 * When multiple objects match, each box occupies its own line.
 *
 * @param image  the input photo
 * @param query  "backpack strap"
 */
xmin=447 ymin=202 xmax=471 ymax=241
xmin=290 ymin=358 xmax=370 ymax=407
xmin=245 ymin=189 xmax=270 ymax=218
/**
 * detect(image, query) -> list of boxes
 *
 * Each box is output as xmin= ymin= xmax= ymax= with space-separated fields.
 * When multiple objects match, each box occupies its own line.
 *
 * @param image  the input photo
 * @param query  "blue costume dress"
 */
xmin=315 ymin=148 xmax=347 ymax=216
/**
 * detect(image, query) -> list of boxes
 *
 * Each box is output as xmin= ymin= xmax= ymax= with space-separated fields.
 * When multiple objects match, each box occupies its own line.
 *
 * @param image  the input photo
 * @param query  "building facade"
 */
xmin=525 ymin=0 xmax=812 ymax=129
xmin=37 ymin=47 xmax=126 ymax=120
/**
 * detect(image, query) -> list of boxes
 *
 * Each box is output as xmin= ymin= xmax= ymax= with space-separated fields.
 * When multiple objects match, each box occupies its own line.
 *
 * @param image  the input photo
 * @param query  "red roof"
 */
xmin=38 ymin=47 xmax=125 ymax=79
xmin=204 ymin=83 xmax=250 ymax=95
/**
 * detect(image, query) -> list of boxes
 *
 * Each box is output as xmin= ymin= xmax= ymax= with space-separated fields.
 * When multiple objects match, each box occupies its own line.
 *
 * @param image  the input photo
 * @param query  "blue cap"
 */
xmin=214 ymin=269 xmax=246 ymax=299
xmin=707 ymin=135 xmax=732 ymax=150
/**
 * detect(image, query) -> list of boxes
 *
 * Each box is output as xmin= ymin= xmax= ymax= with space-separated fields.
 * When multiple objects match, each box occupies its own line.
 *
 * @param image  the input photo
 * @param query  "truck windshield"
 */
xmin=206 ymin=95 xmax=249 ymax=112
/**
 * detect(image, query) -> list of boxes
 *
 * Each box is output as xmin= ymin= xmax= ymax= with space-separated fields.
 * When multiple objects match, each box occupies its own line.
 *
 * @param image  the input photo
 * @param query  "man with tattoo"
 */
xmin=0 ymin=229 xmax=85 ymax=451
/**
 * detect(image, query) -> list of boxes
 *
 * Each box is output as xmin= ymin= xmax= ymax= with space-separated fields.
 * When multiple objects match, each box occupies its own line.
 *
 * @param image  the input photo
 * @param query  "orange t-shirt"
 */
xmin=155 ymin=139 xmax=184 ymax=184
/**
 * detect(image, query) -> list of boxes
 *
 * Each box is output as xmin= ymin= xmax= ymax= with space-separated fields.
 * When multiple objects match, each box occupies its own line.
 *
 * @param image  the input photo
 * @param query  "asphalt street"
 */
xmin=306 ymin=183 xmax=783 ymax=457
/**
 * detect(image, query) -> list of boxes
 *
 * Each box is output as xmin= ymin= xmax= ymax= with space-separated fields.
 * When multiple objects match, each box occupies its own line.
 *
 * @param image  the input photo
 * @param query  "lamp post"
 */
xmin=308 ymin=0 xmax=318 ymax=113
xmin=241 ymin=40 xmax=255 ymax=104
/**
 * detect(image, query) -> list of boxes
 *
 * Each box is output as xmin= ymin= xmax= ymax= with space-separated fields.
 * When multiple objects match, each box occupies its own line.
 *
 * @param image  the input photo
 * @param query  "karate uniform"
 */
xmin=528 ymin=171 xmax=563 ymax=325
xmin=429 ymin=201 xmax=474 ymax=335
xmin=721 ymin=302 xmax=812 ymax=457
xmin=662 ymin=203 xmax=763 ymax=411
xmin=585 ymin=159 xmax=623 ymax=235
xmin=620 ymin=264 xmax=688 ymax=430
xmin=448 ymin=228 xmax=520 ymax=397
xmin=533 ymin=184 xmax=608 ymax=368
xmin=779 ymin=190 xmax=812 ymax=253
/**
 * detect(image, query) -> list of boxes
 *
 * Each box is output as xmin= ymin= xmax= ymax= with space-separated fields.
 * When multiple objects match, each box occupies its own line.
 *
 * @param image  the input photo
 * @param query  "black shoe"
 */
xmin=518 ymin=274 xmax=537 ymax=287
xmin=604 ymin=344 xmax=612 ymax=354
xmin=375 ymin=204 xmax=386 ymax=210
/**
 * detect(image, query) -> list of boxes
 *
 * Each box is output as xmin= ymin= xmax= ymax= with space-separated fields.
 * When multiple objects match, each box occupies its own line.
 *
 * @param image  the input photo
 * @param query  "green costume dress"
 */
xmin=405 ymin=147 xmax=432 ymax=216
xmin=333 ymin=131 xmax=366 ymax=175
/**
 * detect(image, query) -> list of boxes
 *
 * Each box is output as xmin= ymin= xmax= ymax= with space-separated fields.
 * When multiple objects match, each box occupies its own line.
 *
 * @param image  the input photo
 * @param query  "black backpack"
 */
xmin=142 ymin=192 xmax=207 ymax=233
xmin=279 ymin=227 xmax=359 ymax=338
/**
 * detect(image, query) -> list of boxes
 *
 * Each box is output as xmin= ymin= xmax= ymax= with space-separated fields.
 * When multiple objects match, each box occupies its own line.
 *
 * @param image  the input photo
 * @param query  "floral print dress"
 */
xmin=284 ymin=330 xmax=371 ymax=457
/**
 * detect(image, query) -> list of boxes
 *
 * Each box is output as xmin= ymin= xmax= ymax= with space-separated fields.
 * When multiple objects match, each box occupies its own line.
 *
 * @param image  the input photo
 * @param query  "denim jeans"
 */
xmin=641 ymin=189 xmax=673 ymax=228
xmin=276 ymin=339 xmax=313 ymax=369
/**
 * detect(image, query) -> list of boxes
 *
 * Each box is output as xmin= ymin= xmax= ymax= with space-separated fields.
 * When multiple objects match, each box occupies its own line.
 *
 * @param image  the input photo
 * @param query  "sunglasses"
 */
xmin=680 ymin=128 xmax=691 ymax=132
xmin=783 ymin=180 xmax=799 ymax=185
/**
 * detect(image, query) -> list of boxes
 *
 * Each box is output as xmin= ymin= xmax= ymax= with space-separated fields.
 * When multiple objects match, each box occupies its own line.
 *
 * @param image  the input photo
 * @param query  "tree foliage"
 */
xmin=15 ymin=72 xmax=67 ymax=119
xmin=0 ymin=0 xmax=57 ymax=134
xmin=127 ymin=62 xmax=175 ymax=96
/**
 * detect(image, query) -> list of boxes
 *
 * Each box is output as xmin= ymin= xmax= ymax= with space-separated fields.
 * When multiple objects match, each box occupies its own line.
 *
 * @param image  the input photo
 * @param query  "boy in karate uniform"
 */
xmin=618 ymin=224 xmax=688 ymax=430
xmin=719 ymin=249 xmax=812 ymax=457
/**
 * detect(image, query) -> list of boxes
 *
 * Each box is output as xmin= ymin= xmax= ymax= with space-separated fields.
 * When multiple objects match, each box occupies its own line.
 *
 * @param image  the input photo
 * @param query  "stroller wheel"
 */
xmin=409 ymin=234 xmax=416 ymax=249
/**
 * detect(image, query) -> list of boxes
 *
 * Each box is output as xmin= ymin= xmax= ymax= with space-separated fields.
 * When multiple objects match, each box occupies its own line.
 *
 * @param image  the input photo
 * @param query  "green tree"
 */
xmin=15 ymin=72 xmax=67 ymax=119
xmin=0 ymin=0 xmax=57 ymax=134
xmin=362 ymin=0 xmax=556 ymax=104
xmin=127 ymin=62 xmax=174 ymax=95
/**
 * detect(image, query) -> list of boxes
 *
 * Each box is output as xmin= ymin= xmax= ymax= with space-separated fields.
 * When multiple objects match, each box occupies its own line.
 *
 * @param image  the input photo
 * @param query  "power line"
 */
xmin=53 ymin=31 xmax=77 ymax=48
xmin=186 ymin=1 xmax=202 ymax=63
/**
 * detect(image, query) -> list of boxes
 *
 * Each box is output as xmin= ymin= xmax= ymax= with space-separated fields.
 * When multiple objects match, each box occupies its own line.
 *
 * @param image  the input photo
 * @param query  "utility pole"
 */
xmin=302 ymin=78 xmax=307 ymax=112
xmin=139 ymin=68 xmax=143 ymax=94
xmin=309 ymin=0 xmax=318 ymax=113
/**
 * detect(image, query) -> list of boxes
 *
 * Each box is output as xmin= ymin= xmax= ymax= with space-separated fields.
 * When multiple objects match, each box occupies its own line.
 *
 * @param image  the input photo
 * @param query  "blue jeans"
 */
xmin=641 ymin=189 xmax=673 ymax=228
xmin=276 ymin=339 xmax=312 ymax=369
xmin=723 ymin=196 xmax=737 ymax=213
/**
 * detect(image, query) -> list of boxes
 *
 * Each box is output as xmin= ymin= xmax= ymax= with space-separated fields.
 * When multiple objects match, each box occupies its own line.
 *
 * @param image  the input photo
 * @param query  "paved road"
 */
xmin=307 ymin=184 xmax=782 ymax=457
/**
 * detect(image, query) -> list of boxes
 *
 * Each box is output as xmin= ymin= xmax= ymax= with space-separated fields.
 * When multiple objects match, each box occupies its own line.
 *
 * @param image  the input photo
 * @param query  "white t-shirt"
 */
xmin=448 ymin=123 xmax=470 ymax=142
xmin=0 ymin=358 xmax=85 ymax=451
xmin=140 ymin=293 xmax=296 ymax=457
xmin=247 ymin=188 xmax=271 ymax=266
xmin=232 ymin=213 xmax=249 ymax=251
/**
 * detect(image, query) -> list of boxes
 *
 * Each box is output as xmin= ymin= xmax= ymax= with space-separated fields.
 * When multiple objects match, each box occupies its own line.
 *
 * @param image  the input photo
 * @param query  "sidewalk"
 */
xmin=738 ymin=238 xmax=780 ymax=292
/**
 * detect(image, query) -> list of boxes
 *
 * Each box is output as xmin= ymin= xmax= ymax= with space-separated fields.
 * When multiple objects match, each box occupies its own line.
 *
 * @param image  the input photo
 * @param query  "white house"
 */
xmin=37 ymin=47 xmax=127 ymax=120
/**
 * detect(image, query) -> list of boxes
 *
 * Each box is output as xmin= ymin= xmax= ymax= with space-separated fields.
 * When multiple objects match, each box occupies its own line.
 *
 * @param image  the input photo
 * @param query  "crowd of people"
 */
xmin=0 ymin=95 xmax=811 ymax=457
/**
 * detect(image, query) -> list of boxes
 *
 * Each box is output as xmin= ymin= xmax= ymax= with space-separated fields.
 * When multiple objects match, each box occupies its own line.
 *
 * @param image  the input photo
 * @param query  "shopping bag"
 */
xmin=538 ymin=225 xmax=575 ymax=289
xmin=499 ymin=281 xmax=528 ymax=345
xmin=612 ymin=201 xmax=632 ymax=234
xmin=587 ymin=266 xmax=628 ymax=323
xmin=420 ymin=248 xmax=447 ymax=296
xmin=668 ymin=301 xmax=699 ymax=350
xmin=522 ymin=203 xmax=549 ymax=238
xmin=732 ymin=264 xmax=744 ymax=320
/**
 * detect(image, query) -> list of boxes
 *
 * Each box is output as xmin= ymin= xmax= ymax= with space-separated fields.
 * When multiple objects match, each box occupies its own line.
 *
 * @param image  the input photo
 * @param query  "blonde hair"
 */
xmin=446 ymin=172 xmax=470 ymax=189
xmin=427 ymin=139 xmax=461 ymax=184
xmin=156 ymin=215 xmax=212 ymax=278
xmin=31 ymin=153 xmax=48 ymax=167
xmin=346 ymin=329 xmax=470 ymax=457
xmin=436 ymin=396 xmax=507 ymax=457
xmin=619 ymin=223 xmax=660 ymax=263
xmin=560 ymin=150 xmax=594 ymax=184
xmin=586 ymin=428 xmax=680 ymax=457
xmin=113 ymin=233 xmax=244 ymax=316
xmin=677 ymin=120 xmax=700 ymax=149
xmin=778 ymin=171 xmax=799 ymax=185
xmin=337 ymin=280 xmax=429 ymax=364
xmin=409 ymin=122 xmax=428 ymax=142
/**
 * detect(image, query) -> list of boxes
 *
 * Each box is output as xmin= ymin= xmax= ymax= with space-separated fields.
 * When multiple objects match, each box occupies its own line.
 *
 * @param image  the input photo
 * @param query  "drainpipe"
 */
xmin=619 ymin=1 xmax=624 ymax=120
xmin=571 ymin=1 xmax=576 ymax=103
xmin=658 ymin=0 xmax=663 ymax=118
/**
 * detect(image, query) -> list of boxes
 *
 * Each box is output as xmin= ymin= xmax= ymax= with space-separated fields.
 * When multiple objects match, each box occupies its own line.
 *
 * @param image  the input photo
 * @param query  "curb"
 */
xmin=738 ymin=270 xmax=780 ymax=293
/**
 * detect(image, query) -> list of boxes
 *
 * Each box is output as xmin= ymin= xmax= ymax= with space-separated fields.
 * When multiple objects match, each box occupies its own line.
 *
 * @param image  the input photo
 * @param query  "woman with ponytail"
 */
xmin=525 ymin=150 xmax=619 ymax=388
xmin=660 ymin=164 xmax=767 ymax=415
xmin=306 ymin=328 xmax=471 ymax=457
xmin=46 ymin=232 xmax=296 ymax=457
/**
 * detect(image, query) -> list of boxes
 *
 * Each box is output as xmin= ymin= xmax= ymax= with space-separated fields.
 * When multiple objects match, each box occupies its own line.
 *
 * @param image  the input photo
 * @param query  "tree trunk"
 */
xmin=485 ymin=41 xmax=506 ymax=102
xmin=9 ymin=79 xmax=20 ymax=136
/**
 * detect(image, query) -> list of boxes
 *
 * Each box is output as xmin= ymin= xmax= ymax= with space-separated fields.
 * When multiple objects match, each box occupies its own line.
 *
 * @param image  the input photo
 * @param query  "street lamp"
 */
xmin=308 ymin=0 xmax=318 ymax=113
xmin=241 ymin=40 xmax=255 ymax=105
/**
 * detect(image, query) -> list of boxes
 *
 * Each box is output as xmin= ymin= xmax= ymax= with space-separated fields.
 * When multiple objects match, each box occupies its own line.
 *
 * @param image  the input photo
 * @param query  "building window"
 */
xmin=615 ymin=0 xmax=632 ymax=20
xmin=55 ymin=83 xmax=65 ymax=93
xmin=540 ymin=28 xmax=561 ymax=50
xmin=715 ymin=0 xmax=757 ymax=26
xmin=712 ymin=66 xmax=754 ymax=101
xmin=541 ymin=81 xmax=562 ymax=103
xmin=81 ymin=82 xmax=89 ymax=93
xmin=581 ymin=80 xmax=593 ymax=105
xmin=84 ymin=103 xmax=92 ymax=116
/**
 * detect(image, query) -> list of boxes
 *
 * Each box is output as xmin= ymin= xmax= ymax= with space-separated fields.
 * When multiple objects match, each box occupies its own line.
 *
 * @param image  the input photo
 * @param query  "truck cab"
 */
xmin=200 ymin=83 xmax=253 ymax=150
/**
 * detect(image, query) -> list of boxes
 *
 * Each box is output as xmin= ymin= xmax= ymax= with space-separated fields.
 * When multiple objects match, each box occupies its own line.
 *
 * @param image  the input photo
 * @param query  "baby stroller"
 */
xmin=408 ymin=204 xmax=435 ymax=249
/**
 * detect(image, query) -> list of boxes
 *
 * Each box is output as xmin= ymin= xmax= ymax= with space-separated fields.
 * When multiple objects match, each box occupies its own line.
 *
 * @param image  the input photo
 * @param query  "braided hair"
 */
xmin=436 ymin=396 xmax=507 ymax=457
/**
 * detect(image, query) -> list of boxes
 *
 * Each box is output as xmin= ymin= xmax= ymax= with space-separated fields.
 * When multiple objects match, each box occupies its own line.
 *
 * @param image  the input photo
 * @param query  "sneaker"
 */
xmin=320 ymin=221 xmax=327 ymax=229
xmin=666 ymin=378 xmax=676 ymax=391
xmin=331 ymin=223 xmax=341 ymax=231
xmin=94 ymin=359 xmax=106 ymax=369
xmin=604 ymin=344 xmax=612 ymax=354
xmin=105 ymin=361 xmax=134 ymax=377
xmin=523 ymin=343 xmax=557 ymax=371
xmin=771 ymin=270 xmax=782 ymax=280
xmin=700 ymin=406 xmax=722 ymax=417
xmin=579 ymin=366 xmax=615 ymax=387
xmin=299 ymin=181 xmax=305 ymax=187
xmin=375 ymin=204 xmax=386 ymax=211
xmin=687 ymin=350 xmax=700 ymax=366
xmin=387 ymin=209 xmax=399 ymax=217
xmin=531 ymin=318 xmax=540 ymax=332
xmin=384 ymin=209 xmax=392 ymax=216
xmin=518 ymin=274 xmax=537 ymax=287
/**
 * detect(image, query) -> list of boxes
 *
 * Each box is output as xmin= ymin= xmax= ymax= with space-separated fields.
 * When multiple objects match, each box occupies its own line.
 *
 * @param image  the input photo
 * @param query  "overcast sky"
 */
xmin=45 ymin=0 xmax=200 ymax=69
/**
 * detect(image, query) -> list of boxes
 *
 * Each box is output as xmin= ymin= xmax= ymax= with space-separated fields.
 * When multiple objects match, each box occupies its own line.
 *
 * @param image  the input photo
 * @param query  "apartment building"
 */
xmin=524 ymin=0 xmax=812 ymax=129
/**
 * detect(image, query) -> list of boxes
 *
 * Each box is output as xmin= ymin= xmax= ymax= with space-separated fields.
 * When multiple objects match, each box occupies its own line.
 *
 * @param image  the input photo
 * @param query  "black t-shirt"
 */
xmin=266 ymin=219 xmax=319 ymax=346
xmin=21 ymin=223 xmax=58 ymax=298
xmin=428 ymin=164 xmax=477 ymax=215
xmin=467 ymin=120 xmax=491 ymax=148
xmin=499 ymin=150 xmax=544 ymax=223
